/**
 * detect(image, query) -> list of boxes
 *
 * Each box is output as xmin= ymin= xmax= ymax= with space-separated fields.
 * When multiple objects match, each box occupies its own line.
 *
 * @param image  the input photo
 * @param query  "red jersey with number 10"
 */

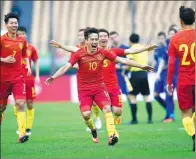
xmin=168 ymin=29 xmax=195 ymax=85
xmin=21 ymin=43 xmax=38 ymax=80
xmin=68 ymin=47 xmax=117 ymax=91
xmin=102 ymin=48 xmax=125 ymax=89
xmin=0 ymin=33 xmax=27 ymax=81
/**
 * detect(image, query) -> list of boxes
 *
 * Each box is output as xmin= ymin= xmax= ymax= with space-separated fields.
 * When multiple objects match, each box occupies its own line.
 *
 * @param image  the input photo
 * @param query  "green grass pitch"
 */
xmin=1 ymin=101 xmax=195 ymax=158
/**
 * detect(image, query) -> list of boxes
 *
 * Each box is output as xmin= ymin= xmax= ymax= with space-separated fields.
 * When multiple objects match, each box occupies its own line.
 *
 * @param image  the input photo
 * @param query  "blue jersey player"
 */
xmin=153 ymin=32 xmax=175 ymax=122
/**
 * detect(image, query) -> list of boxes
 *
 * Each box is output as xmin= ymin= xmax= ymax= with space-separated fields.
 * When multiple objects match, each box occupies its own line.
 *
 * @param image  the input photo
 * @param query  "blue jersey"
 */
xmin=154 ymin=45 xmax=168 ymax=74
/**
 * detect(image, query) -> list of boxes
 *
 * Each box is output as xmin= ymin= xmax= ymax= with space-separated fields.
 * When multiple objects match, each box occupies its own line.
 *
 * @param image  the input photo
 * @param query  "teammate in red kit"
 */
xmin=46 ymin=27 xmax=153 ymax=145
xmin=0 ymin=13 xmax=31 ymax=143
xmin=167 ymin=6 xmax=195 ymax=151
xmin=13 ymin=26 xmax=40 ymax=136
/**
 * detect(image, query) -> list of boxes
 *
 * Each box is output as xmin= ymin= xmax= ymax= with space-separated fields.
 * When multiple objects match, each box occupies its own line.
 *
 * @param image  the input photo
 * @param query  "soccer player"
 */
xmin=0 ymin=13 xmax=31 ymax=143
xmin=46 ymin=27 xmax=153 ymax=145
xmin=126 ymin=33 xmax=153 ymax=124
xmin=167 ymin=6 xmax=195 ymax=151
xmin=109 ymin=31 xmax=129 ymax=97
xmin=13 ymin=26 xmax=40 ymax=136
xmin=77 ymin=28 xmax=102 ymax=131
xmin=153 ymin=32 xmax=175 ymax=122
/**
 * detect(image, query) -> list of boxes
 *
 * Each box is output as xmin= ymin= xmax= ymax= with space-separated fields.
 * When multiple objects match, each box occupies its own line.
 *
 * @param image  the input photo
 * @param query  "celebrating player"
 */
xmin=46 ymin=27 xmax=153 ymax=145
xmin=77 ymin=28 xmax=102 ymax=131
xmin=14 ymin=26 xmax=40 ymax=136
xmin=167 ymin=6 xmax=195 ymax=151
xmin=0 ymin=13 xmax=31 ymax=143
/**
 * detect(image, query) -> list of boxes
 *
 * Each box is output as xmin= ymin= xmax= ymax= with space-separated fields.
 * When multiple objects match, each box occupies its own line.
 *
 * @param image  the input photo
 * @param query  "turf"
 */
xmin=1 ymin=101 xmax=195 ymax=158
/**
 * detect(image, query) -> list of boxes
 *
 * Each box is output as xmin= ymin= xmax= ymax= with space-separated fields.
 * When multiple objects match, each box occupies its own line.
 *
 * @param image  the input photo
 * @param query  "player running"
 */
xmin=46 ymin=27 xmax=153 ymax=145
xmin=167 ymin=6 xmax=195 ymax=151
xmin=77 ymin=28 xmax=102 ymax=131
xmin=14 ymin=26 xmax=40 ymax=136
xmin=0 ymin=13 xmax=31 ymax=143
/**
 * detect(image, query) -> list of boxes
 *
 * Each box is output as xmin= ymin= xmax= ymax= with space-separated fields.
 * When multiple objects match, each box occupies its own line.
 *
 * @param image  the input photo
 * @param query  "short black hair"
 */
xmin=78 ymin=28 xmax=84 ymax=32
xmin=158 ymin=32 xmax=166 ymax=38
xmin=129 ymin=33 xmax=140 ymax=43
xmin=18 ymin=26 xmax=27 ymax=33
xmin=179 ymin=6 xmax=195 ymax=25
xmin=84 ymin=27 xmax=99 ymax=40
xmin=168 ymin=28 xmax=177 ymax=34
xmin=109 ymin=31 xmax=119 ymax=36
xmin=4 ymin=12 xmax=19 ymax=24
xmin=98 ymin=28 xmax=109 ymax=37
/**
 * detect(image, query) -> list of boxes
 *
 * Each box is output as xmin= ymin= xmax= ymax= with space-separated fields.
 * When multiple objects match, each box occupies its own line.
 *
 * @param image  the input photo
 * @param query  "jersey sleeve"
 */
xmin=68 ymin=51 xmax=80 ymax=65
xmin=31 ymin=46 xmax=39 ymax=61
xmin=103 ymin=49 xmax=117 ymax=61
xmin=111 ymin=48 xmax=125 ymax=56
xmin=22 ymin=40 xmax=28 ymax=58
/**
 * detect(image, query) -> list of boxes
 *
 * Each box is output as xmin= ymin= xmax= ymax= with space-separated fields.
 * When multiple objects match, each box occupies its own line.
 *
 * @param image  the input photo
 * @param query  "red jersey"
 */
xmin=168 ymin=29 xmax=195 ymax=85
xmin=0 ymin=33 xmax=27 ymax=81
xmin=102 ymin=48 xmax=125 ymax=89
xmin=22 ymin=43 xmax=38 ymax=80
xmin=68 ymin=47 xmax=117 ymax=91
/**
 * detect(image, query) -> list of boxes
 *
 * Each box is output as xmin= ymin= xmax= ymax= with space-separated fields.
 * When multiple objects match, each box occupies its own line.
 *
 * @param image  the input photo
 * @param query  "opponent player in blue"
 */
xmin=153 ymin=32 xmax=175 ymax=122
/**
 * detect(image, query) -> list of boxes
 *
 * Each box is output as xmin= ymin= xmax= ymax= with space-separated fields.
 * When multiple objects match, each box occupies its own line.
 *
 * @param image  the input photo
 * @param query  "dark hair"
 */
xmin=84 ymin=27 xmax=99 ymax=40
xmin=179 ymin=6 xmax=195 ymax=25
xmin=98 ymin=28 xmax=109 ymax=37
xmin=18 ymin=26 xmax=27 ymax=33
xmin=129 ymin=33 xmax=140 ymax=43
xmin=78 ymin=28 xmax=84 ymax=32
xmin=109 ymin=31 xmax=119 ymax=36
xmin=4 ymin=12 xmax=19 ymax=24
xmin=168 ymin=28 xmax=177 ymax=34
xmin=157 ymin=32 xmax=166 ymax=38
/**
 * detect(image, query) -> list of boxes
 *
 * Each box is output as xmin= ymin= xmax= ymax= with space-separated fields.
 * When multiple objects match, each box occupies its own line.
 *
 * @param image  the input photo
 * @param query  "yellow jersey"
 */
xmin=126 ymin=44 xmax=148 ymax=72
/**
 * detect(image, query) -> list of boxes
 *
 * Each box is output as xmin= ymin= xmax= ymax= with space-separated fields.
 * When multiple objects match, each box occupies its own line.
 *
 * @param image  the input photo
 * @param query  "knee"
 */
xmin=0 ymin=104 xmax=6 ymax=113
xmin=15 ymin=100 xmax=25 ymax=111
xmin=154 ymin=92 xmax=159 ymax=97
xmin=27 ymin=100 xmax=33 ymax=110
xmin=102 ymin=105 xmax=112 ymax=113
xmin=113 ymin=107 xmax=122 ymax=116
xmin=81 ymin=111 xmax=91 ymax=121
xmin=128 ymin=95 xmax=136 ymax=104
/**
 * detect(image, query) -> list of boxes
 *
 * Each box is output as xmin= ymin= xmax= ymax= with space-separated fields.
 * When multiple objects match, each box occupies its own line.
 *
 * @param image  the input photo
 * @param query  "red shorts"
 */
xmin=0 ymin=79 xmax=26 ymax=105
xmin=177 ymin=85 xmax=195 ymax=110
xmin=78 ymin=88 xmax=111 ymax=112
xmin=25 ymin=79 xmax=36 ymax=100
xmin=108 ymin=87 xmax=122 ymax=108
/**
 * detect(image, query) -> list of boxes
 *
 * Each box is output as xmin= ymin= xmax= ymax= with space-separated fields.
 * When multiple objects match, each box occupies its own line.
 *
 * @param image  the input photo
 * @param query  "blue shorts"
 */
xmin=154 ymin=79 xmax=166 ymax=93
xmin=116 ymin=70 xmax=128 ymax=95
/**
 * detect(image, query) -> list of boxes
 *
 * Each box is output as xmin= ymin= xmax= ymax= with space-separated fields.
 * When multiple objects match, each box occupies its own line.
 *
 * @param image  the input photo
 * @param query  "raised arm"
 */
xmin=124 ymin=44 xmax=157 ymax=55
xmin=115 ymin=56 xmax=153 ymax=71
xmin=49 ymin=40 xmax=79 ymax=53
xmin=45 ymin=63 xmax=72 ymax=85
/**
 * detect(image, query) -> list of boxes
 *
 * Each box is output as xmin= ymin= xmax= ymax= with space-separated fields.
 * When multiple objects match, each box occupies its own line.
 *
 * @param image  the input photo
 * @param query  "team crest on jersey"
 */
xmin=19 ymin=43 xmax=23 ymax=49
xmin=96 ymin=54 xmax=103 ymax=60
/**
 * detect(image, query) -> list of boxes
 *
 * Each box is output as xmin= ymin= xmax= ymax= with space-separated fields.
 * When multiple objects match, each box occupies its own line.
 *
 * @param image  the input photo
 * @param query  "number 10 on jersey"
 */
xmin=89 ymin=62 xmax=97 ymax=70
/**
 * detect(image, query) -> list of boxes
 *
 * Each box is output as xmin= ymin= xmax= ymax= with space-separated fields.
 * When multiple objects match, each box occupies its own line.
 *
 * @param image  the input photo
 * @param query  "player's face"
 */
xmin=168 ymin=30 xmax=176 ymax=39
xmin=110 ymin=34 xmax=119 ymax=46
xmin=17 ymin=31 xmax=27 ymax=39
xmin=158 ymin=35 xmax=166 ymax=46
xmin=86 ymin=33 xmax=99 ymax=53
xmin=78 ymin=31 xmax=85 ymax=43
xmin=6 ymin=18 xmax=18 ymax=34
xmin=99 ymin=32 xmax=109 ymax=48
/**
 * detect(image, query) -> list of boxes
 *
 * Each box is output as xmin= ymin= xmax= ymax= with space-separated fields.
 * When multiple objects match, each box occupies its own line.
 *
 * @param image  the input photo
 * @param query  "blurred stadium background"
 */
xmin=1 ymin=1 xmax=194 ymax=103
